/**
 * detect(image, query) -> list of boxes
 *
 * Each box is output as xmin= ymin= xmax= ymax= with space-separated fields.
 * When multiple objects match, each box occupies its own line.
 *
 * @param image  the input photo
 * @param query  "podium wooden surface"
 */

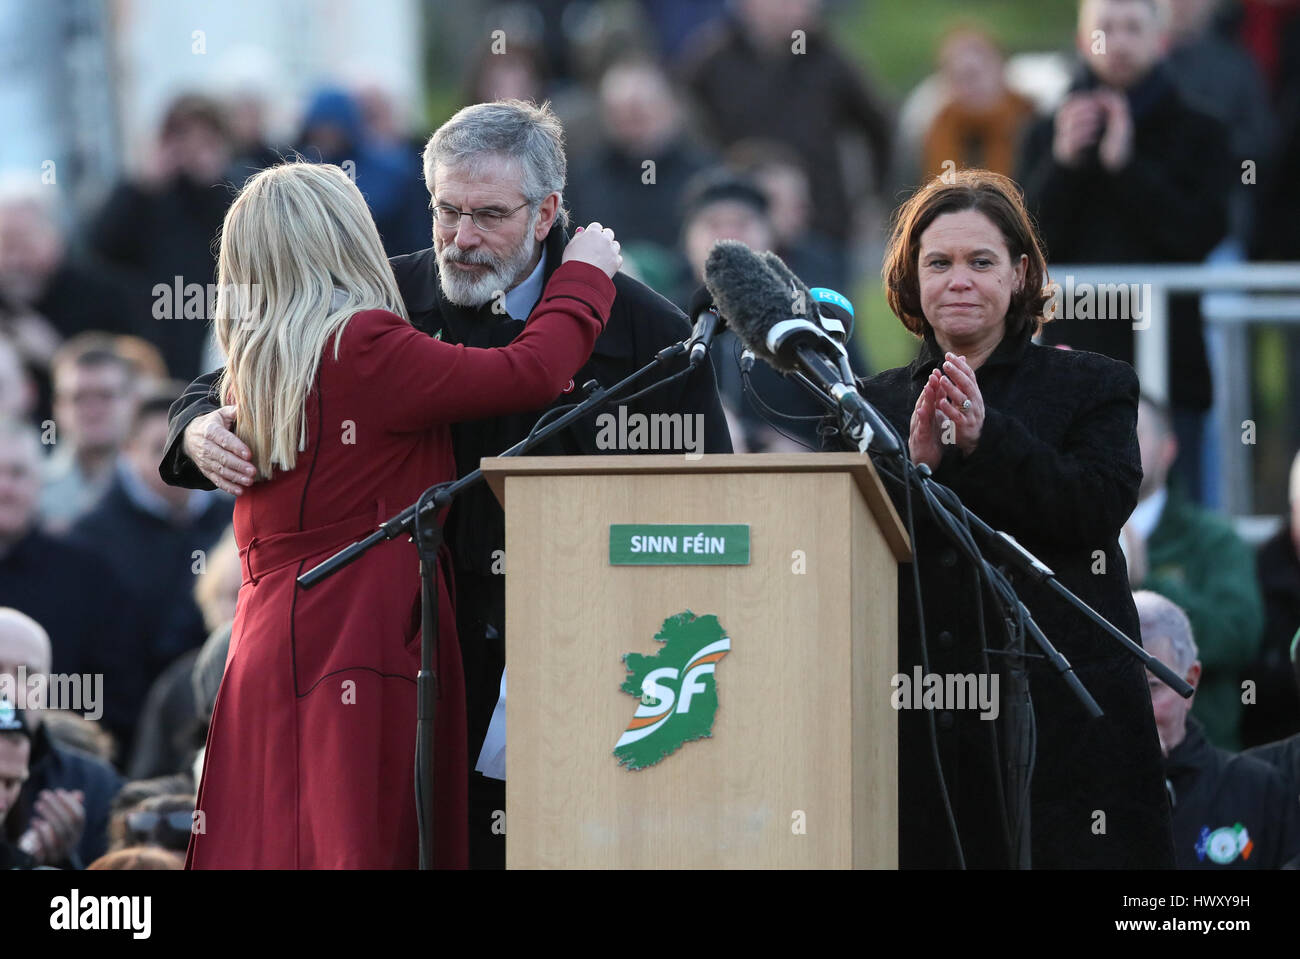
xmin=481 ymin=453 xmax=910 ymax=868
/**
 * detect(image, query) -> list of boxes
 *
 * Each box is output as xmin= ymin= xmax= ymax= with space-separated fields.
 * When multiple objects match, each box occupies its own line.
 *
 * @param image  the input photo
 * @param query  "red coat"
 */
xmin=186 ymin=261 xmax=614 ymax=868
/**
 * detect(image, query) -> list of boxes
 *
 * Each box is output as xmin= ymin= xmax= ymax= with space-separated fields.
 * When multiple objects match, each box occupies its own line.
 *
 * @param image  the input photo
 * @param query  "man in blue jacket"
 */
xmin=0 ymin=607 xmax=123 ymax=868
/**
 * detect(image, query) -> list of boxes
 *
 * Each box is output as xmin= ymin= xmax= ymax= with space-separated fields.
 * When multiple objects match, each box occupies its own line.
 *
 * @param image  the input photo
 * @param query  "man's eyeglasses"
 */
xmin=431 ymin=201 xmax=530 ymax=232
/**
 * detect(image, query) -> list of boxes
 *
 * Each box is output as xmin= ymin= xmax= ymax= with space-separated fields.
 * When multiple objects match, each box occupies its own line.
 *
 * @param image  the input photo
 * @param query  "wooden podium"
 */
xmin=480 ymin=453 xmax=910 ymax=869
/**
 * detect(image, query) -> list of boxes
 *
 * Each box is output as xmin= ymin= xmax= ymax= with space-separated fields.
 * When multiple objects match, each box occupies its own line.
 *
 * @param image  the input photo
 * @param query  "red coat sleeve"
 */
xmin=344 ymin=260 xmax=615 ymax=432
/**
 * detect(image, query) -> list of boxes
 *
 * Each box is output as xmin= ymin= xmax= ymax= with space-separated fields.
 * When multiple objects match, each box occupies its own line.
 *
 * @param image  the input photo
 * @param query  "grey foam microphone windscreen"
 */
xmin=702 ymin=240 xmax=795 ymax=370
xmin=757 ymin=249 xmax=817 ymax=326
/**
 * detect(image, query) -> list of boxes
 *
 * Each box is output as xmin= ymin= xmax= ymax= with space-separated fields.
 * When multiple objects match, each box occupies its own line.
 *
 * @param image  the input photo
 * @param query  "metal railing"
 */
xmin=1043 ymin=263 xmax=1300 ymax=517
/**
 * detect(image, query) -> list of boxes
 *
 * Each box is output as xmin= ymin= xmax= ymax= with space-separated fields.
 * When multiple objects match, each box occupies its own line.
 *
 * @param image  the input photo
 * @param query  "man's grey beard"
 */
xmin=436 ymin=211 xmax=541 ymax=308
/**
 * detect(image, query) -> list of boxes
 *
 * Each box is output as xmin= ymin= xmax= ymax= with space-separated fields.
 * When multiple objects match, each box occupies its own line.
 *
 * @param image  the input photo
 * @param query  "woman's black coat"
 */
xmin=855 ymin=322 xmax=1176 ymax=868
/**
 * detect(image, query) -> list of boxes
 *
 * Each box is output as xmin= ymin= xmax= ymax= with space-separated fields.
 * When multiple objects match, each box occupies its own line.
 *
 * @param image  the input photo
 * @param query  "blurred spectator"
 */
xmin=0 ymin=299 xmax=59 ymax=426
xmin=635 ymin=0 xmax=729 ymax=60
xmin=188 ymin=622 xmax=232 ymax=785
xmin=355 ymin=79 xmax=420 ymax=157
xmin=1206 ymin=0 xmax=1300 ymax=267
xmin=69 ymin=386 xmax=231 ymax=763
xmin=1215 ymin=0 xmax=1300 ymax=475
xmin=0 ymin=182 xmax=132 ymax=341
xmin=193 ymin=525 xmax=240 ymax=636
xmin=1123 ymin=395 xmax=1264 ymax=749
xmin=482 ymin=0 xmax=577 ymax=87
xmin=1244 ymin=626 xmax=1300 ymax=799
xmin=676 ymin=169 xmax=824 ymax=452
xmin=1166 ymin=0 xmax=1275 ymax=244
xmin=87 ymin=845 xmax=183 ymax=869
xmin=107 ymin=773 xmax=195 ymax=822
xmin=0 ymin=607 xmax=124 ymax=867
xmin=89 ymin=94 xmax=235 ymax=382
xmin=191 ymin=622 xmax=231 ymax=725
xmin=1236 ymin=10 xmax=1300 ymax=261
xmin=111 ymin=334 xmax=170 ymax=389
xmin=128 ymin=525 xmax=238 ymax=781
xmin=1137 ymin=590 xmax=1300 ymax=868
xmin=460 ymin=31 xmax=616 ymax=167
xmin=727 ymin=139 xmax=850 ymax=298
xmin=921 ymin=27 xmax=1035 ymax=182
xmin=223 ymin=92 xmax=282 ymax=184
xmin=566 ymin=57 xmax=715 ymax=252
xmin=0 ymin=335 xmax=34 ymax=422
xmin=677 ymin=169 xmax=774 ymax=301
xmin=297 ymin=87 xmax=429 ymax=257
xmin=108 ymin=792 xmax=194 ymax=855
xmin=40 ymin=340 xmax=136 ymax=533
xmin=1244 ymin=449 xmax=1300 ymax=746
xmin=209 ymin=44 xmax=285 ymax=184
xmin=354 ymin=79 xmax=435 ymax=246
xmin=680 ymin=0 xmax=893 ymax=245
xmin=0 ymin=418 xmax=144 ymax=739
xmin=41 ymin=711 xmax=116 ymax=765
xmin=0 ymin=703 xmax=35 ymax=868
xmin=464 ymin=35 xmax=547 ymax=105
xmin=1214 ymin=0 xmax=1300 ymax=102
xmin=1019 ymin=0 xmax=1232 ymax=502
xmin=127 ymin=658 xmax=201 ymax=785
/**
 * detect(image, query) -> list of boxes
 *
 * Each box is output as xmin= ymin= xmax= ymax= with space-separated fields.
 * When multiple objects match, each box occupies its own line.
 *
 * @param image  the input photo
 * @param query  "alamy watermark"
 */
xmin=152 ymin=277 xmax=261 ymax=324
xmin=595 ymin=406 xmax=705 ymax=459
xmin=0 ymin=668 xmax=102 ymax=721
xmin=890 ymin=667 xmax=999 ymax=720
xmin=1044 ymin=276 xmax=1153 ymax=330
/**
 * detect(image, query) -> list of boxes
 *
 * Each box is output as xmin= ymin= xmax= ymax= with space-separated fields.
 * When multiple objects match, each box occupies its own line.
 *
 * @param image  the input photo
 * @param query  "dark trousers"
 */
xmin=468 ymin=771 xmax=505 ymax=869
xmin=1172 ymin=407 xmax=1207 ymax=506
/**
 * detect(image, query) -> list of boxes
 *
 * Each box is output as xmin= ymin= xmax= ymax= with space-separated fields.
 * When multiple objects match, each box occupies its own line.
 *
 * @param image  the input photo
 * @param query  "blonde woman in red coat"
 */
xmin=185 ymin=162 xmax=620 ymax=868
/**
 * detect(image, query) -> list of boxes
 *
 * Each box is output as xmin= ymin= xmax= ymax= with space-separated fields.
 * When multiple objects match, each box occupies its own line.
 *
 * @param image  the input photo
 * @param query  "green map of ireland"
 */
xmin=614 ymin=611 xmax=731 ymax=770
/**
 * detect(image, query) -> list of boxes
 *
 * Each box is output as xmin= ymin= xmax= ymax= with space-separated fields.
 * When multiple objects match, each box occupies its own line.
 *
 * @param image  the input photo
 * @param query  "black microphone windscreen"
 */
xmin=703 ymin=241 xmax=794 ymax=369
xmin=687 ymin=285 xmax=715 ymax=322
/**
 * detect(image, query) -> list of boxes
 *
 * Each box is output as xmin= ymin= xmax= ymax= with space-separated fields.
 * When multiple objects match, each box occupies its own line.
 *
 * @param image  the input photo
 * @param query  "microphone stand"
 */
xmin=297 ymin=341 xmax=692 ymax=869
xmin=789 ymin=374 xmax=1191 ymax=869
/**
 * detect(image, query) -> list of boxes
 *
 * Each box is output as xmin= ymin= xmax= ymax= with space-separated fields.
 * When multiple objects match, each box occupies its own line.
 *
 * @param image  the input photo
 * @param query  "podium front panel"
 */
xmin=500 ymin=465 xmax=898 ymax=868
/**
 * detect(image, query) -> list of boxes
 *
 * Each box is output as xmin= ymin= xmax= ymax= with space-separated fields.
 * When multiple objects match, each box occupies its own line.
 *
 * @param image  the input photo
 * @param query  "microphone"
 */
xmin=704 ymin=241 xmax=793 ymax=348
xmin=810 ymin=286 xmax=858 ymax=384
xmin=757 ymin=250 xmax=819 ymax=326
xmin=810 ymin=287 xmax=853 ymax=345
xmin=684 ymin=285 xmax=723 ymax=368
xmin=704 ymin=241 xmax=899 ymax=455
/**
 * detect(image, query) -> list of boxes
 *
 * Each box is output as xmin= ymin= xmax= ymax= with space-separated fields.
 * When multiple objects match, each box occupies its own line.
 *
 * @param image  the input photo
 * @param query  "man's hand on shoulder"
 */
xmin=184 ymin=405 xmax=256 ymax=495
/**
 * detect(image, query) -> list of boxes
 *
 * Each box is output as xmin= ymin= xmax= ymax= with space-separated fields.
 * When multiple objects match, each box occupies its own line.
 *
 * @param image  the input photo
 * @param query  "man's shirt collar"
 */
xmin=503 ymin=247 xmax=547 ymax=321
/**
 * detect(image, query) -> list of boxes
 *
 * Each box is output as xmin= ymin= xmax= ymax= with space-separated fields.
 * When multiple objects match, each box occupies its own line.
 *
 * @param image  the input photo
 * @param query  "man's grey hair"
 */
xmin=423 ymin=99 xmax=569 ymax=230
xmin=1134 ymin=590 xmax=1198 ymax=671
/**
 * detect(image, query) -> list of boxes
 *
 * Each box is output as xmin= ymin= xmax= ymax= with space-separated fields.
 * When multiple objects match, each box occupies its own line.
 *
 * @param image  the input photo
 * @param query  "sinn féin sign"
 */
xmin=609 ymin=524 xmax=749 ymax=566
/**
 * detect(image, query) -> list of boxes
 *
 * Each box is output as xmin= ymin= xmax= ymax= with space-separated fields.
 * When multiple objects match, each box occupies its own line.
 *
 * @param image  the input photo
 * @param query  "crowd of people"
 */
xmin=1 ymin=0 xmax=1298 ymax=869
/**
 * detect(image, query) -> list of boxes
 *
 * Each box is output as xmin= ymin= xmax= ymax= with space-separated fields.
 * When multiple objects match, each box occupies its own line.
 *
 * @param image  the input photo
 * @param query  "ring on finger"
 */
xmin=961 ymin=398 xmax=972 ymax=411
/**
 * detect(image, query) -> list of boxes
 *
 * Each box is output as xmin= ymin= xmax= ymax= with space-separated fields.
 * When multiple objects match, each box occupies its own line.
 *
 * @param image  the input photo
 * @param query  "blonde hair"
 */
xmin=214 ymin=162 xmax=407 ymax=477
xmin=193 ymin=525 xmax=239 ymax=632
